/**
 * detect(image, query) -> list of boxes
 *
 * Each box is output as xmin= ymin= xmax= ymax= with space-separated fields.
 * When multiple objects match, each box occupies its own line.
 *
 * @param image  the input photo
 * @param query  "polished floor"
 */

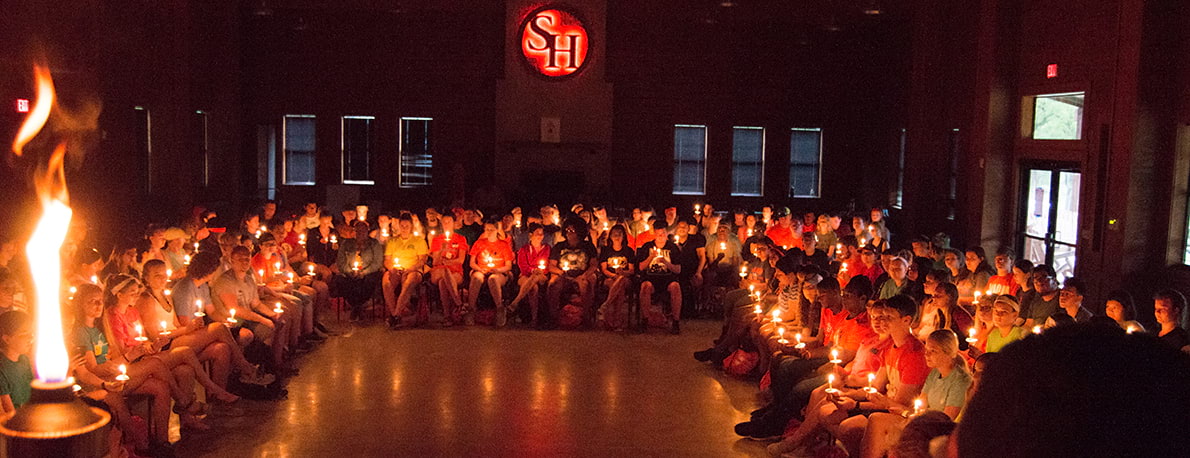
xmin=176 ymin=320 xmax=771 ymax=457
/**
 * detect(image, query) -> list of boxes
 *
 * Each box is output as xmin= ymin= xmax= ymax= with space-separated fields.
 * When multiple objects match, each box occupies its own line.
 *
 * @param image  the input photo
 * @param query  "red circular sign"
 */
xmin=521 ymin=8 xmax=589 ymax=78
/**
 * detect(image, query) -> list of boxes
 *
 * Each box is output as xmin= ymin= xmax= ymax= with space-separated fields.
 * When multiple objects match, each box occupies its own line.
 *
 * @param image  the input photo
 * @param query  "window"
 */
xmin=1031 ymin=92 xmax=1085 ymax=140
xmin=673 ymin=125 xmax=707 ymax=195
xmin=134 ymin=106 xmax=152 ymax=194
xmin=399 ymin=117 xmax=433 ymax=188
xmin=283 ymin=115 xmax=316 ymax=185
xmin=341 ymin=116 xmax=375 ymax=185
xmin=891 ymin=128 xmax=906 ymax=208
xmin=731 ymin=127 xmax=765 ymax=196
xmin=194 ymin=110 xmax=210 ymax=187
xmin=789 ymin=128 xmax=822 ymax=198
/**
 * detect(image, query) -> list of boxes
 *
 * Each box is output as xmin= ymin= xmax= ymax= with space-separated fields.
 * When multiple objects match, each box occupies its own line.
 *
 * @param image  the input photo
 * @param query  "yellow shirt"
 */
xmin=385 ymin=235 xmax=428 ymax=271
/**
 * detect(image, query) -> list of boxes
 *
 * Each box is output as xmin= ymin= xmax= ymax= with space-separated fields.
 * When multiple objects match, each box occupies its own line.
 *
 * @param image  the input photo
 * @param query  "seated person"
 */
xmin=980 ymin=295 xmax=1026 ymax=354
xmin=854 ymin=329 xmax=972 ymax=458
xmin=509 ymin=224 xmax=551 ymax=326
xmin=332 ymin=221 xmax=385 ymax=321
xmin=636 ymin=226 xmax=682 ymax=334
xmin=1103 ymin=290 xmax=1144 ymax=333
xmin=428 ymin=214 xmax=469 ymax=326
xmin=467 ymin=217 xmax=515 ymax=327
xmin=1057 ymin=276 xmax=1093 ymax=322
xmin=597 ymin=224 xmax=636 ymax=330
xmin=1154 ymin=289 xmax=1190 ymax=353
xmin=212 ymin=247 xmax=290 ymax=374
xmin=382 ymin=213 xmax=428 ymax=328
xmin=0 ymin=310 xmax=33 ymax=414
xmin=914 ymin=282 xmax=975 ymax=351
xmin=546 ymin=220 xmax=599 ymax=328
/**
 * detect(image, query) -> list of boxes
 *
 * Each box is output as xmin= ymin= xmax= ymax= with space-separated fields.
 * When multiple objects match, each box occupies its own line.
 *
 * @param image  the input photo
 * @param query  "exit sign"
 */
xmin=1046 ymin=64 xmax=1058 ymax=79
xmin=15 ymin=99 xmax=29 ymax=113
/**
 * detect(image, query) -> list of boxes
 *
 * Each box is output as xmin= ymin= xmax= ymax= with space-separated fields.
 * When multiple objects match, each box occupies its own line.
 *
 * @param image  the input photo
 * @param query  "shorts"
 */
xmin=243 ymin=320 xmax=275 ymax=344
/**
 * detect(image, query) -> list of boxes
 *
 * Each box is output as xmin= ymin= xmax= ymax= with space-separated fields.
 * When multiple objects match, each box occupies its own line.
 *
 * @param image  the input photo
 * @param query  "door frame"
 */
xmin=1016 ymin=160 xmax=1081 ymax=274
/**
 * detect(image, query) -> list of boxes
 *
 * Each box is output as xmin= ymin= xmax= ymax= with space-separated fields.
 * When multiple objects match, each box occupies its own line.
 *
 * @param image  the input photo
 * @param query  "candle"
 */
xmin=1126 ymin=325 xmax=1138 ymax=334
xmin=163 ymin=288 xmax=171 ymax=297
xmin=254 ymin=230 xmax=262 ymax=238
xmin=840 ymin=262 xmax=849 ymax=273
xmin=973 ymin=291 xmax=982 ymax=305
xmin=537 ymin=260 xmax=546 ymax=271
xmin=747 ymin=228 xmax=754 ymax=237
xmin=863 ymin=373 xmax=878 ymax=394
xmin=274 ymin=262 xmax=281 ymax=271
xmin=299 ymin=233 xmax=307 ymax=245
xmin=330 ymin=235 xmax=338 ymax=244
xmin=830 ymin=348 xmax=842 ymax=364
xmin=777 ymin=327 xmax=788 ymax=344
xmin=561 ymin=261 xmax=571 ymax=272
xmin=1032 ymin=325 xmax=1043 ymax=335
xmin=194 ymin=299 xmax=205 ymax=317
xmin=260 ymin=225 xmax=268 ymax=233
xmin=719 ymin=241 xmax=727 ymax=251
xmin=116 ymin=364 xmax=130 ymax=382
xmin=227 ymin=308 xmax=238 ymax=324
xmin=381 ymin=228 xmax=389 ymax=237
xmin=165 ymin=268 xmax=173 ymax=278
xmin=673 ymin=234 xmax=680 ymax=243
xmin=770 ymin=309 xmax=781 ymax=324
xmin=694 ymin=204 xmax=701 ymax=215
xmin=739 ymin=265 xmax=748 ymax=278
xmin=445 ymin=231 xmax=452 ymax=241
xmin=753 ymin=304 xmax=762 ymax=315
xmin=966 ymin=327 xmax=978 ymax=343
xmin=352 ymin=260 xmax=361 ymax=272
xmin=158 ymin=321 xmax=171 ymax=336
xmin=836 ymin=243 xmax=843 ymax=254
xmin=430 ymin=230 xmax=436 ymax=238
xmin=134 ymin=323 xmax=148 ymax=342
xmin=794 ymin=333 xmax=806 ymax=349
xmin=193 ymin=241 xmax=200 ymax=251
xmin=287 ymin=272 xmax=295 ymax=284
xmin=183 ymin=254 xmax=191 ymax=265
xmin=603 ymin=222 xmax=609 ymax=232
xmin=90 ymin=275 xmax=98 ymax=284
xmin=257 ymin=269 xmax=265 ymax=278
xmin=484 ymin=255 xmax=495 ymax=268
xmin=274 ymin=302 xmax=284 ymax=314
xmin=68 ymin=285 xmax=76 ymax=300
xmin=912 ymin=398 xmax=924 ymax=416
xmin=308 ymin=264 xmax=316 ymax=276
xmin=394 ymin=258 xmax=402 ymax=269
xmin=825 ymin=373 xmax=840 ymax=395
xmin=515 ymin=219 xmax=521 ymax=229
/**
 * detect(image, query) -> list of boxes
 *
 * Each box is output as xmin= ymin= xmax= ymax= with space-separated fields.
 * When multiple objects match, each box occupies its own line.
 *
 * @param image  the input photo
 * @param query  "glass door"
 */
xmin=1020 ymin=164 xmax=1081 ymax=282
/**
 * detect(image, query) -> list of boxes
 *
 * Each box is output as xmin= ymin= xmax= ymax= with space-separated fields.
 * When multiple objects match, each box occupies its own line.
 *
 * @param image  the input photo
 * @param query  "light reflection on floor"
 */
xmin=175 ymin=320 xmax=769 ymax=457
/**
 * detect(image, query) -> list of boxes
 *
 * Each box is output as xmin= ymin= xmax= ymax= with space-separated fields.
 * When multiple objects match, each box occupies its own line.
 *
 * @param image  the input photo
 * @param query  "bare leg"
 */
xmin=396 ymin=272 xmax=422 ymax=316
xmin=467 ymin=271 xmax=485 ymax=310
xmin=198 ymin=342 xmax=231 ymax=389
xmin=668 ymin=282 xmax=683 ymax=320
xmin=383 ymin=270 xmax=399 ymax=316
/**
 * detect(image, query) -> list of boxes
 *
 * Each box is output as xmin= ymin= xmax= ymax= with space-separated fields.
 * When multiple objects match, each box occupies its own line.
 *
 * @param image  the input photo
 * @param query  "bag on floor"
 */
xmin=722 ymin=349 xmax=759 ymax=376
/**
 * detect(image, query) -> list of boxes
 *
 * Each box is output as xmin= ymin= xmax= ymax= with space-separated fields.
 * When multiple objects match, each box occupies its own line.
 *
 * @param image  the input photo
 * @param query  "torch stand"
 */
xmin=0 ymin=380 xmax=110 ymax=458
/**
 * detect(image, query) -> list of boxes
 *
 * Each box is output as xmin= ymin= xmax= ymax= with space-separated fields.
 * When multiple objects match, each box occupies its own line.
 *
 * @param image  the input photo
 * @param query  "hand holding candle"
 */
xmin=115 ymin=364 xmax=129 ymax=382
xmin=825 ymin=373 xmax=840 ymax=395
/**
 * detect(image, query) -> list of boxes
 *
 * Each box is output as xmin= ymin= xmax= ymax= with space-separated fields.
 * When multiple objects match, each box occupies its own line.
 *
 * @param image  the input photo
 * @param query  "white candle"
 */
xmin=163 ymin=288 xmax=171 ymax=297
xmin=830 ymin=348 xmax=842 ymax=364
xmin=537 ymin=260 xmax=546 ymax=271
xmin=183 ymin=254 xmax=191 ymax=265
xmin=274 ymin=302 xmax=284 ymax=314
xmin=913 ymin=398 xmax=924 ymax=416
xmin=753 ymin=304 xmax=762 ymax=315
xmin=864 ymin=373 xmax=878 ymax=394
xmin=1126 ymin=325 xmax=1137 ymax=334
xmin=116 ymin=364 xmax=130 ymax=382
xmin=973 ymin=291 xmax=982 ymax=305
xmin=159 ymin=320 xmax=170 ymax=336
xmin=794 ymin=333 xmax=806 ymax=349
xmin=194 ymin=299 xmax=204 ymax=317
xmin=825 ymin=373 xmax=840 ymax=394
xmin=134 ymin=323 xmax=148 ymax=342
xmin=308 ymin=264 xmax=316 ymax=276
xmin=1032 ymin=325 xmax=1043 ymax=335
xmin=719 ymin=241 xmax=727 ymax=250
xmin=165 ymin=268 xmax=172 ymax=278
xmin=739 ymin=265 xmax=748 ymax=278
xmin=966 ymin=327 xmax=979 ymax=343
xmin=777 ymin=327 xmax=787 ymax=344
xmin=227 ymin=308 xmax=238 ymax=324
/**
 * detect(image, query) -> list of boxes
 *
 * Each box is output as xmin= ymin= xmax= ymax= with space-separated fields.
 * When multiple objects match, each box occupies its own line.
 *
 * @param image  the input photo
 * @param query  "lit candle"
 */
xmin=1032 ymin=325 xmax=1043 ymax=335
xmin=68 ymin=285 xmax=76 ymax=300
xmin=193 ymin=241 xmax=200 ymax=251
xmin=753 ymin=304 xmax=762 ymax=315
xmin=287 ymin=272 xmax=295 ymax=284
xmin=183 ymin=254 xmax=191 ymax=265
xmin=260 ymin=225 xmax=268 ymax=233
xmin=308 ymin=264 xmax=316 ymax=276
xmin=836 ymin=243 xmax=843 ymax=254
xmin=777 ymin=327 xmax=788 ymax=344
xmin=739 ymin=265 xmax=748 ymax=278
xmin=966 ymin=327 xmax=978 ymax=343
xmin=913 ymin=398 xmax=924 ymax=416
xmin=603 ymin=222 xmax=609 ymax=232
xmin=194 ymin=299 xmax=205 ymax=317
xmin=381 ymin=228 xmax=389 ymax=237
xmin=274 ymin=302 xmax=284 ymax=314
xmin=330 ymin=235 xmax=338 ymax=244
xmin=257 ymin=269 xmax=265 ymax=279
xmin=825 ymin=373 xmax=840 ymax=395
xmin=430 ymin=230 xmax=436 ymax=238
xmin=864 ymin=373 xmax=878 ymax=394
xmin=158 ymin=321 xmax=171 ymax=336
xmin=414 ymin=230 xmax=421 ymax=237
xmin=771 ymin=309 xmax=782 ymax=324
xmin=673 ymin=234 xmax=680 ymax=243
xmin=694 ymin=204 xmax=701 ymax=215
xmin=830 ymin=348 xmax=842 ymax=364
xmin=445 ymin=231 xmax=452 ymax=241
xmin=484 ymin=255 xmax=495 ymax=268
xmin=352 ymin=260 xmax=360 ymax=272
xmin=393 ymin=258 xmax=402 ymax=269
xmin=134 ymin=323 xmax=148 ymax=342
xmin=274 ymin=261 xmax=281 ymax=271
xmin=299 ymin=233 xmax=307 ymax=245
xmin=973 ymin=291 xmax=982 ymax=305
xmin=1126 ymin=325 xmax=1138 ymax=334
xmin=562 ymin=261 xmax=571 ymax=272
xmin=227 ymin=308 xmax=238 ymax=324
xmin=163 ymin=288 xmax=171 ymax=297
xmin=90 ymin=275 xmax=98 ymax=284
xmin=794 ymin=333 xmax=806 ymax=349
xmin=166 ymin=268 xmax=173 ymax=278
xmin=719 ymin=241 xmax=727 ymax=250
xmin=747 ymin=228 xmax=754 ymax=237
xmin=116 ymin=364 xmax=130 ymax=382
xmin=537 ymin=260 xmax=546 ymax=271
xmin=840 ymin=262 xmax=849 ymax=273
xmin=515 ymin=219 xmax=521 ymax=229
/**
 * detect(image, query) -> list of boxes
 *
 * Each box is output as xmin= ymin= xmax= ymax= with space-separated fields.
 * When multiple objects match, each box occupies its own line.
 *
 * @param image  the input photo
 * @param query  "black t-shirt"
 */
xmin=803 ymin=250 xmax=832 ymax=272
xmin=598 ymin=245 xmax=636 ymax=275
xmin=637 ymin=241 xmax=680 ymax=278
xmin=1160 ymin=327 xmax=1190 ymax=351
xmin=550 ymin=240 xmax=598 ymax=274
xmin=457 ymin=223 xmax=483 ymax=246
xmin=674 ymin=233 xmax=705 ymax=275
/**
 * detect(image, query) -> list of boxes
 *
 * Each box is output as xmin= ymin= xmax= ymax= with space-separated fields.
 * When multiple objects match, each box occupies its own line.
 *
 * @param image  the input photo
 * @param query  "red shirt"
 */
xmin=629 ymin=229 xmax=655 ymax=250
xmin=429 ymin=234 xmax=469 ymax=273
xmin=469 ymin=238 xmax=514 ymax=269
xmin=882 ymin=337 xmax=929 ymax=391
xmin=849 ymin=335 xmax=892 ymax=379
xmin=986 ymin=274 xmax=1019 ymax=296
xmin=251 ymin=252 xmax=287 ymax=287
xmin=517 ymin=244 xmax=551 ymax=273
xmin=105 ymin=306 xmax=144 ymax=350
xmin=765 ymin=225 xmax=803 ymax=250
xmin=819 ymin=308 xmax=876 ymax=353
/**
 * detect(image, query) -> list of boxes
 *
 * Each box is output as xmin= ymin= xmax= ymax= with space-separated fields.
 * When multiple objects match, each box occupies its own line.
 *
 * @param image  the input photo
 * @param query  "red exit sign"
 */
xmin=15 ymin=98 xmax=30 ymax=113
xmin=1046 ymin=64 xmax=1058 ymax=79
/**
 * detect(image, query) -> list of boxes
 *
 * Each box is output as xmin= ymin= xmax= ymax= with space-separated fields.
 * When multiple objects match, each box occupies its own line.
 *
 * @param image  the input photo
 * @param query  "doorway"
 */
xmin=1019 ymin=163 xmax=1081 ymax=281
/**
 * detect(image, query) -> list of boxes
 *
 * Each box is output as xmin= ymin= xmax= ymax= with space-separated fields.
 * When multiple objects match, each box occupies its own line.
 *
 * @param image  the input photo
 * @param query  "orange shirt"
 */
xmin=765 ymin=225 xmax=803 ymax=250
xmin=469 ymin=238 xmax=514 ymax=269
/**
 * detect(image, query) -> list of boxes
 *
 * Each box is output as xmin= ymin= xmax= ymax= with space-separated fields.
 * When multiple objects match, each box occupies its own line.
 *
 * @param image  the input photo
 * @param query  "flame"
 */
xmin=12 ymin=65 xmax=55 ymax=157
xmin=15 ymin=65 xmax=73 ymax=384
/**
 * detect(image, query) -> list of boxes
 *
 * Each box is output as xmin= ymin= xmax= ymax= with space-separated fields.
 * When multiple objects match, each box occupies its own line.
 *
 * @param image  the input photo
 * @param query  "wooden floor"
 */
xmin=173 ymin=319 xmax=772 ymax=457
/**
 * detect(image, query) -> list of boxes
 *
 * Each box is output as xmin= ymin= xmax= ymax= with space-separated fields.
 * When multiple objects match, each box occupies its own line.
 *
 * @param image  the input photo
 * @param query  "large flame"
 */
xmin=12 ymin=65 xmax=54 ymax=157
xmin=15 ymin=65 xmax=73 ymax=384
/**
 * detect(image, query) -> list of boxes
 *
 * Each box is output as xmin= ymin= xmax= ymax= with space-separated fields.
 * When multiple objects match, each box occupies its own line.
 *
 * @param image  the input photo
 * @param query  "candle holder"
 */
xmin=0 ymin=380 xmax=111 ymax=458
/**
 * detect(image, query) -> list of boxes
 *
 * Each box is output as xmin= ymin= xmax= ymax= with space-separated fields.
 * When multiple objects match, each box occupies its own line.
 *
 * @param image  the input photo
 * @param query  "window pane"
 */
xmin=284 ymin=115 xmax=316 ymax=185
xmin=789 ymin=128 xmax=821 ymax=198
xmin=673 ymin=125 xmax=706 ymax=194
xmin=342 ymin=116 xmax=374 ymax=184
xmin=731 ymin=127 xmax=764 ymax=196
xmin=400 ymin=118 xmax=433 ymax=188
xmin=1033 ymin=92 xmax=1085 ymax=140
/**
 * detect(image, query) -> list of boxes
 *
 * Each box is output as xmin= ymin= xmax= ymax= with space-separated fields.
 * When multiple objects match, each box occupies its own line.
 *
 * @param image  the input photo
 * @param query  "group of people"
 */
xmin=691 ymin=209 xmax=1190 ymax=456
xmin=2 ymin=198 xmax=1189 ymax=457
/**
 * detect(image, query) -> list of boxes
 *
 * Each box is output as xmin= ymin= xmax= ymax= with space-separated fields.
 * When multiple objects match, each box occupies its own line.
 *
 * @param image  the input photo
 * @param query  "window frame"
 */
xmin=788 ymin=127 xmax=823 ymax=198
xmin=672 ymin=124 xmax=708 ymax=196
xmin=730 ymin=126 xmax=766 ymax=197
xmin=340 ymin=115 xmax=376 ymax=186
xmin=282 ymin=114 xmax=317 ymax=186
xmin=398 ymin=117 xmax=434 ymax=189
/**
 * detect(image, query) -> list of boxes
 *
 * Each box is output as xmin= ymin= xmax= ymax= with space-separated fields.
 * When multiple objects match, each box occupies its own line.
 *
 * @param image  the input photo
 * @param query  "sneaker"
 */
xmin=693 ymin=349 xmax=715 ymax=362
xmin=735 ymin=419 xmax=785 ymax=441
